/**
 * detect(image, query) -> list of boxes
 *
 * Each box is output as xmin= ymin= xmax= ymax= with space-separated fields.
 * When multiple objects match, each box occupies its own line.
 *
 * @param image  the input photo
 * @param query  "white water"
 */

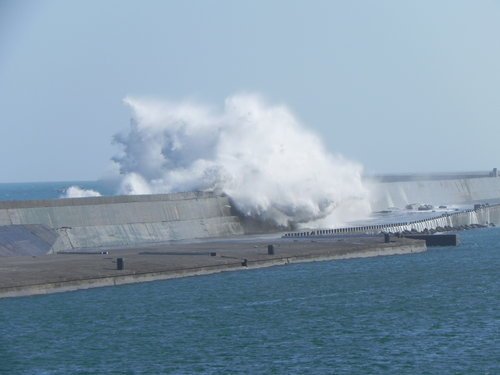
xmin=68 ymin=94 xmax=371 ymax=227
xmin=60 ymin=186 xmax=101 ymax=198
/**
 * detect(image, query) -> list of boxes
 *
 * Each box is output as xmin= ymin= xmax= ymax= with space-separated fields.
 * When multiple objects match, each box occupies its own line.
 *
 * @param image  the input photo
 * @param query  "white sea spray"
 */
xmin=111 ymin=93 xmax=371 ymax=227
xmin=61 ymin=186 xmax=101 ymax=198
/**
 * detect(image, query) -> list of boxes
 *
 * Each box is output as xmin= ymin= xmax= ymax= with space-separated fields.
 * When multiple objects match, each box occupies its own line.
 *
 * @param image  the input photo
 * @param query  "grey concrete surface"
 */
xmin=369 ymin=176 xmax=500 ymax=211
xmin=0 ymin=225 xmax=57 ymax=256
xmin=0 ymin=236 xmax=426 ymax=298
xmin=0 ymin=192 xmax=244 ymax=253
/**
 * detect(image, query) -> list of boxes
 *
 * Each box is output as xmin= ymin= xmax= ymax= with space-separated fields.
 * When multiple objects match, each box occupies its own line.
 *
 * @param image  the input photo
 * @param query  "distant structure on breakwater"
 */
xmin=368 ymin=168 xmax=500 ymax=211
xmin=283 ymin=204 xmax=500 ymax=238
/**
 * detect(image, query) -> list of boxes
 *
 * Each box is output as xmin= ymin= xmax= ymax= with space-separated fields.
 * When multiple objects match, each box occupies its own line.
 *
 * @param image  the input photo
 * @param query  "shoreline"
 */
xmin=0 ymin=238 xmax=426 ymax=299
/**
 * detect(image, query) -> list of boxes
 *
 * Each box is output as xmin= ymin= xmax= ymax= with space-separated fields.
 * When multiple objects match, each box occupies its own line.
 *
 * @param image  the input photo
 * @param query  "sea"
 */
xmin=0 ymin=182 xmax=499 ymax=374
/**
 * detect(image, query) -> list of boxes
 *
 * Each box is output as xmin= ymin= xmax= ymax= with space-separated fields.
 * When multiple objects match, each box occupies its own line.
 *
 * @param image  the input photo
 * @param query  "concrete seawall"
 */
xmin=2 ymin=172 xmax=500 ymax=255
xmin=0 ymin=192 xmax=244 ymax=254
xmin=369 ymin=175 xmax=500 ymax=211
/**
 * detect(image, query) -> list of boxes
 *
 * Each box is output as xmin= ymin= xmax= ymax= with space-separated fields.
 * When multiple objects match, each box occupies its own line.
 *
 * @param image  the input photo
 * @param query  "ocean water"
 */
xmin=0 ymin=181 xmax=112 ymax=201
xmin=0 ymin=231 xmax=499 ymax=373
xmin=0 ymin=183 xmax=499 ymax=374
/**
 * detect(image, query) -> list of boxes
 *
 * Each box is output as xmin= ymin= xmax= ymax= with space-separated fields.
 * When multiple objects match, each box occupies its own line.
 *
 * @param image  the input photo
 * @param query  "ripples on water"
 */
xmin=1 ymin=229 xmax=499 ymax=374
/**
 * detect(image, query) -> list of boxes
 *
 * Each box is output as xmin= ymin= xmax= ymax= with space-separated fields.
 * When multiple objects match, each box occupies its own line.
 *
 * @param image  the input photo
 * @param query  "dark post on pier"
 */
xmin=268 ymin=244 xmax=275 ymax=255
xmin=116 ymin=258 xmax=124 ymax=270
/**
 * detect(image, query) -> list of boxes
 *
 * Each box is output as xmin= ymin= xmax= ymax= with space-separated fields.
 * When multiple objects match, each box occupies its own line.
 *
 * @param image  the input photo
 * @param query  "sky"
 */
xmin=0 ymin=0 xmax=499 ymax=182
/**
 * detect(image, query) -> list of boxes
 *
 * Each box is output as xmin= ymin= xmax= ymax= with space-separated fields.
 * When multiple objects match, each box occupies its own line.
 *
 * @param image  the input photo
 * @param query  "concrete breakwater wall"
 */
xmin=0 ymin=192 xmax=244 ymax=254
xmin=369 ymin=175 xmax=500 ymax=211
xmin=2 ymin=171 xmax=500 ymax=256
xmin=284 ymin=204 xmax=500 ymax=238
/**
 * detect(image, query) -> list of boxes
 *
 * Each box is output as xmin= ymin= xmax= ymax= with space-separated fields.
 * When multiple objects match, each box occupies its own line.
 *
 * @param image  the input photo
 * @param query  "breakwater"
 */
xmin=2 ymin=171 xmax=500 ymax=256
xmin=0 ymin=192 xmax=244 ymax=254
xmin=284 ymin=204 xmax=500 ymax=237
xmin=368 ymin=174 xmax=500 ymax=211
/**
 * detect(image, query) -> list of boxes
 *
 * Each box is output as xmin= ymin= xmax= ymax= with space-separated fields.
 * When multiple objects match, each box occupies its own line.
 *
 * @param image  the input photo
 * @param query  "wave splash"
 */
xmin=66 ymin=94 xmax=370 ymax=227
xmin=107 ymin=93 xmax=370 ymax=227
xmin=61 ymin=186 xmax=101 ymax=198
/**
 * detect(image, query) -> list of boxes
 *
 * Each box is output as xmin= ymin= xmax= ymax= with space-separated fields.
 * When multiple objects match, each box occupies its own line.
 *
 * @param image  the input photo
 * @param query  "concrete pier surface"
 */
xmin=0 ymin=236 xmax=425 ymax=298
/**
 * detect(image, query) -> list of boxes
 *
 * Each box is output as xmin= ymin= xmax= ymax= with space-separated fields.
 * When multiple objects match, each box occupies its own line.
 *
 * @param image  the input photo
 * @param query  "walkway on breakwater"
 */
xmin=284 ymin=204 xmax=500 ymax=238
xmin=0 ymin=236 xmax=425 ymax=298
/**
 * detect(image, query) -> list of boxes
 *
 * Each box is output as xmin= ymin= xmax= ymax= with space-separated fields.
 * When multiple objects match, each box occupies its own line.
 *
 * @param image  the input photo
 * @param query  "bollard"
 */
xmin=116 ymin=258 xmax=124 ymax=270
xmin=268 ymin=244 xmax=275 ymax=255
xmin=242 ymin=259 xmax=248 ymax=267
xmin=210 ymin=252 xmax=217 ymax=257
xmin=384 ymin=233 xmax=390 ymax=243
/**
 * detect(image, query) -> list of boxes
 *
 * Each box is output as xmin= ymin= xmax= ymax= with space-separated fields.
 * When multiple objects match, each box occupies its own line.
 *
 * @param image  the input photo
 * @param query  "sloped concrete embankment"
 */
xmin=0 ymin=225 xmax=57 ymax=256
xmin=0 ymin=192 xmax=244 ymax=254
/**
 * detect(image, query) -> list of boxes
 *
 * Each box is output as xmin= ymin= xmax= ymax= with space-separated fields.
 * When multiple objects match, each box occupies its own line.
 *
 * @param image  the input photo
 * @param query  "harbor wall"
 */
xmin=368 ymin=175 xmax=500 ymax=211
xmin=0 ymin=192 xmax=244 ymax=254
xmin=2 ymin=172 xmax=500 ymax=255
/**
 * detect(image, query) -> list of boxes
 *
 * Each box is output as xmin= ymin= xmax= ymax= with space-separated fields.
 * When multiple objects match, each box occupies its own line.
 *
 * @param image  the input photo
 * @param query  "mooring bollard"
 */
xmin=242 ymin=259 xmax=248 ymax=267
xmin=268 ymin=244 xmax=275 ymax=255
xmin=384 ymin=233 xmax=390 ymax=243
xmin=210 ymin=252 xmax=217 ymax=257
xmin=116 ymin=258 xmax=124 ymax=270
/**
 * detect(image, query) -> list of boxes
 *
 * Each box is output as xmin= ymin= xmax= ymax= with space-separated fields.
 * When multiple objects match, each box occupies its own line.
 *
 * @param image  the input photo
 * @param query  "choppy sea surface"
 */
xmin=0 ymin=183 xmax=499 ymax=374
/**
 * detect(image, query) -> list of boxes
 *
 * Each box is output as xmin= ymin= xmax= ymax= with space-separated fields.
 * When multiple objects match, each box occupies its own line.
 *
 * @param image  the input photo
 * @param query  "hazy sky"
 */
xmin=1 ymin=0 xmax=499 ymax=182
